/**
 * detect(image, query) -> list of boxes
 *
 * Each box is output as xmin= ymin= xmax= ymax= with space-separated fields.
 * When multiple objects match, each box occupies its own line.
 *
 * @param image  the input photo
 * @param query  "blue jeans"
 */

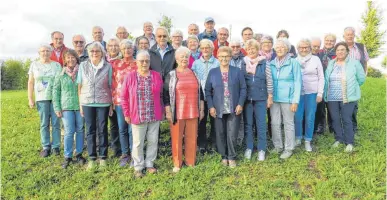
xmin=62 ymin=110 xmax=84 ymax=158
xmin=115 ymin=105 xmax=132 ymax=155
xmin=82 ymin=106 xmax=109 ymax=160
xmin=327 ymin=101 xmax=356 ymax=145
xmin=244 ymin=100 xmax=267 ymax=151
xmin=36 ymin=101 xmax=61 ymax=149
xmin=295 ymin=93 xmax=318 ymax=141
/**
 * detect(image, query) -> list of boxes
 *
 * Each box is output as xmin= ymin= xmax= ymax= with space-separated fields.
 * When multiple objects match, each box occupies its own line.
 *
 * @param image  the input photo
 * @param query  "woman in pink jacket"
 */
xmin=120 ymin=50 xmax=163 ymax=178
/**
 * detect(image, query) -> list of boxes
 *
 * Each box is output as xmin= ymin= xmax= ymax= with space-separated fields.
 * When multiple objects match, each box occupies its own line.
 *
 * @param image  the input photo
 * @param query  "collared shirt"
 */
xmin=191 ymin=55 xmax=220 ymax=100
xmin=136 ymin=72 xmax=156 ymax=123
xmin=191 ymin=50 xmax=201 ymax=60
xmin=78 ymin=50 xmax=89 ymax=63
xmin=147 ymin=34 xmax=156 ymax=47
xmin=157 ymin=45 xmax=170 ymax=61
xmin=348 ymin=44 xmax=370 ymax=62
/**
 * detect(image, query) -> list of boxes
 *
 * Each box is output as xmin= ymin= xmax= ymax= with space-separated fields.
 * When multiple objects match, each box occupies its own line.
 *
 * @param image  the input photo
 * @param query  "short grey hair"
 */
xmin=175 ymin=46 xmax=191 ymax=58
xmin=39 ymin=44 xmax=53 ymax=52
xmin=136 ymin=50 xmax=150 ymax=59
xmin=217 ymin=27 xmax=229 ymax=34
xmin=199 ymin=39 xmax=214 ymax=50
xmin=51 ymin=31 xmax=64 ymax=39
xmin=260 ymin=35 xmax=273 ymax=43
xmin=107 ymin=38 xmax=120 ymax=45
xmin=324 ymin=33 xmax=337 ymax=41
xmin=92 ymin=26 xmax=104 ymax=33
xmin=310 ymin=37 xmax=321 ymax=44
xmin=143 ymin=21 xmax=153 ymax=28
xmin=186 ymin=34 xmax=199 ymax=43
xmin=72 ymin=34 xmax=86 ymax=42
xmin=116 ymin=26 xmax=128 ymax=32
xmin=274 ymin=38 xmax=291 ymax=52
xmin=171 ymin=29 xmax=183 ymax=37
xmin=344 ymin=26 xmax=355 ymax=34
xmin=188 ymin=23 xmax=199 ymax=29
xmin=87 ymin=41 xmax=106 ymax=57
xmin=297 ymin=38 xmax=312 ymax=48
xmin=120 ymin=39 xmax=133 ymax=49
xmin=229 ymin=39 xmax=241 ymax=46
xmin=155 ymin=27 xmax=169 ymax=36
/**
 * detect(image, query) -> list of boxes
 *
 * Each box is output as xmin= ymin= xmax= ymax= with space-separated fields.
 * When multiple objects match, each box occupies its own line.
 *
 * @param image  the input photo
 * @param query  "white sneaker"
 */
xmin=280 ymin=150 xmax=293 ymax=159
xmin=244 ymin=149 xmax=252 ymax=160
xmin=295 ymin=139 xmax=302 ymax=147
xmin=344 ymin=144 xmax=354 ymax=152
xmin=305 ymin=141 xmax=312 ymax=152
xmin=172 ymin=167 xmax=181 ymax=173
xmin=271 ymin=148 xmax=283 ymax=154
xmin=258 ymin=151 xmax=265 ymax=161
xmin=332 ymin=141 xmax=341 ymax=148
xmin=99 ymin=159 xmax=107 ymax=168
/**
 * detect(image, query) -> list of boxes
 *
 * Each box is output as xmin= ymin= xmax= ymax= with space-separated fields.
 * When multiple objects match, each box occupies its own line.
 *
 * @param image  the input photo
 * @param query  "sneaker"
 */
xmin=52 ymin=148 xmax=60 ymax=156
xmin=258 ymin=151 xmax=265 ymax=161
xmin=228 ymin=160 xmax=236 ymax=168
xmin=129 ymin=159 xmax=134 ymax=168
xmin=295 ymin=139 xmax=302 ymax=147
xmin=172 ymin=167 xmax=181 ymax=173
xmin=280 ymin=150 xmax=293 ymax=159
xmin=62 ymin=158 xmax=72 ymax=169
xmin=119 ymin=155 xmax=130 ymax=167
xmin=99 ymin=159 xmax=107 ymax=168
xmin=271 ymin=148 xmax=283 ymax=154
xmin=40 ymin=149 xmax=51 ymax=157
xmin=244 ymin=149 xmax=252 ymax=160
xmin=75 ymin=155 xmax=86 ymax=165
xmin=146 ymin=167 xmax=157 ymax=174
xmin=199 ymin=147 xmax=206 ymax=155
xmin=87 ymin=160 xmax=97 ymax=170
xmin=305 ymin=141 xmax=313 ymax=152
xmin=344 ymin=144 xmax=354 ymax=152
xmin=221 ymin=159 xmax=228 ymax=166
xmin=332 ymin=141 xmax=341 ymax=148
xmin=134 ymin=170 xmax=144 ymax=178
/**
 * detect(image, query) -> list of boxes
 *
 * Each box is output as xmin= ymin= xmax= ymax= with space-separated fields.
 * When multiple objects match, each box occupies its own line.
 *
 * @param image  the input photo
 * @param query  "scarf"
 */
xmin=275 ymin=53 xmax=291 ymax=69
xmin=259 ymin=50 xmax=273 ymax=61
xmin=63 ymin=65 xmax=79 ymax=82
xmin=91 ymin=59 xmax=104 ymax=70
xmin=244 ymin=55 xmax=265 ymax=74
xmin=321 ymin=48 xmax=335 ymax=68
xmin=106 ymin=52 xmax=122 ymax=63
xmin=296 ymin=53 xmax=312 ymax=69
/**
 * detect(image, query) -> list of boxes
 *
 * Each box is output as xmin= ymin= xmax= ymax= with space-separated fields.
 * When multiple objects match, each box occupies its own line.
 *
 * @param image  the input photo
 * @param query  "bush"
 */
xmin=1 ymin=59 xmax=32 ymax=90
xmin=367 ymin=67 xmax=382 ymax=78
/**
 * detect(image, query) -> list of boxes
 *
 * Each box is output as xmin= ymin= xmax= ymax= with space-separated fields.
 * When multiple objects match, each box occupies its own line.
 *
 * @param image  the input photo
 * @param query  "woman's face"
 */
xmin=187 ymin=39 xmax=199 ymax=51
xmin=65 ymin=54 xmax=77 ymax=68
xmin=107 ymin=41 xmax=119 ymax=57
xmin=39 ymin=47 xmax=51 ymax=61
xmin=218 ymin=51 xmax=231 ymax=67
xmin=176 ymin=51 xmax=190 ymax=67
xmin=324 ymin=36 xmax=336 ymax=49
xmin=136 ymin=54 xmax=150 ymax=73
xmin=275 ymin=43 xmax=289 ymax=57
xmin=200 ymin=44 xmax=213 ymax=58
xmin=90 ymin=46 xmax=103 ymax=61
xmin=261 ymin=40 xmax=273 ymax=52
xmin=138 ymin=39 xmax=150 ymax=50
xmin=335 ymin=45 xmax=348 ymax=60
xmin=246 ymin=46 xmax=259 ymax=59
xmin=297 ymin=42 xmax=311 ymax=57
xmin=121 ymin=45 xmax=134 ymax=58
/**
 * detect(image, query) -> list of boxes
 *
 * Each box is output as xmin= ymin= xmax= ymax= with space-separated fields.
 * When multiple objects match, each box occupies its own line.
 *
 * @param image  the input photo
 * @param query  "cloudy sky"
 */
xmin=1 ymin=0 xmax=386 ymax=66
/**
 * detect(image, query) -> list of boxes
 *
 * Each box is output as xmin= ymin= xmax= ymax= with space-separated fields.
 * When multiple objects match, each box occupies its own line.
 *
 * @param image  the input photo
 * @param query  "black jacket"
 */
xmin=149 ymin=43 xmax=176 ymax=80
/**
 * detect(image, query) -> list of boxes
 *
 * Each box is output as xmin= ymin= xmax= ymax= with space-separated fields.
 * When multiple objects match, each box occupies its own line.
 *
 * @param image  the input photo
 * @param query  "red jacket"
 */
xmin=50 ymin=44 xmax=68 ymax=67
xmin=240 ymin=48 xmax=247 ymax=56
xmin=213 ymin=39 xmax=229 ymax=58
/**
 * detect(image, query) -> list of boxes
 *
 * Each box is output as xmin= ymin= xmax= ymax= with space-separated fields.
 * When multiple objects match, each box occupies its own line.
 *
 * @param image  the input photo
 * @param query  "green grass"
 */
xmin=1 ymin=78 xmax=386 ymax=199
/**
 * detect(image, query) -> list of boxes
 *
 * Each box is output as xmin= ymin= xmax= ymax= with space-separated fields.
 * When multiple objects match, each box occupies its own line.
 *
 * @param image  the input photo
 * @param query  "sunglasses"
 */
xmin=138 ymin=60 xmax=150 ymax=63
xmin=74 ymin=41 xmax=85 ymax=44
xmin=157 ymin=35 xmax=168 ymax=38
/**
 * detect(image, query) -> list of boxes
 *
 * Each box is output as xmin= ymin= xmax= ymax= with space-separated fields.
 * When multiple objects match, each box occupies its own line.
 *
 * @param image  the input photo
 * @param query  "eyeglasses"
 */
xmin=298 ymin=47 xmax=309 ymax=50
xmin=108 ymin=45 xmax=119 ymax=47
xmin=218 ymin=56 xmax=231 ymax=59
xmin=261 ymin=41 xmax=272 ymax=44
xmin=90 ymin=50 xmax=101 ymax=54
xmin=74 ymin=41 xmax=84 ymax=44
xmin=157 ymin=35 xmax=168 ymax=38
xmin=230 ymin=46 xmax=241 ymax=49
xmin=137 ymin=60 xmax=150 ymax=63
xmin=139 ymin=42 xmax=149 ymax=45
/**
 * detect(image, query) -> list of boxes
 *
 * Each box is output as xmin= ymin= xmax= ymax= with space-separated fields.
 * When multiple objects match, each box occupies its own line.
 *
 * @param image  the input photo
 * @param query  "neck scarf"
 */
xmin=244 ymin=55 xmax=265 ymax=74
xmin=259 ymin=50 xmax=273 ymax=61
xmin=275 ymin=53 xmax=291 ymax=69
xmin=64 ymin=65 xmax=79 ymax=82
xmin=296 ymin=53 xmax=312 ymax=68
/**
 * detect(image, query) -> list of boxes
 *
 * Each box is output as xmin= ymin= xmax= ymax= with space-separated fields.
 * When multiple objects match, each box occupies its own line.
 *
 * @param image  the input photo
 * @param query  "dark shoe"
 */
xmin=62 ymin=158 xmax=72 ymax=169
xmin=52 ymin=148 xmax=60 ymax=156
xmin=75 ymin=154 xmax=86 ymax=165
xmin=40 ymin=149 xmax=51 ymax=157
xmin=199 ymin=148 xmax=206 ymax=155
xmin=119 ymin=154 xmax=130 ymax=167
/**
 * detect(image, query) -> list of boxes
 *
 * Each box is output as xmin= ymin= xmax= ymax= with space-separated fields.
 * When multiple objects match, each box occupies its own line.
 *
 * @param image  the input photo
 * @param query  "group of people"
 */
xmin=27 ymin=17 xmax=367 ymax=178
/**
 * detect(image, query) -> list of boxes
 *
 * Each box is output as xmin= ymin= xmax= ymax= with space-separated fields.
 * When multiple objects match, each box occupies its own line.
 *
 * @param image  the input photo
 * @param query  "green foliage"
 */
xmin=127 ymin=32 xmax=135 ymax=41
xmin=357 ymin=1 xmax=386 ymax=58
xmin=158 ymin=14 xmax=173 ymax=35
xmin=382 ymin=55 xmax=387 ymax=68
xmin=1 ymin=79 xmax=386 ymax=199
xmin=367 ymin=67 xmax=383 ymax=78
xmin=1 ymin=59 xmax=32 ymax=90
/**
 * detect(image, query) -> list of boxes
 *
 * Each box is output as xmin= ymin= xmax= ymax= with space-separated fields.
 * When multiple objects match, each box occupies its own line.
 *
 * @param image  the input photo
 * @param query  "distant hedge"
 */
xmin=367 ymin=67 xmax=383 ymax=78
xmin=1 ymin=59 xmax=32 ymax=90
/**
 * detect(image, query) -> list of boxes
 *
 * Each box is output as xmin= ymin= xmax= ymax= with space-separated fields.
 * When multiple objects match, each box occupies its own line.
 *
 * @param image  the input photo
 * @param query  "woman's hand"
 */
xmin=210 ymin=108 xmax=217 ymax=118
xmin=290 ymin=103 xmax=298 ymax=112
xmin=199 ymin=110 xmax=205 ymax=120
xmin=55 ymin=111 xmax=62 ymax=118
xmin=166 ymin=111 xmax=172 ymax=123
xmin=29 ymin=99 xmax=35 ymax=108
xmin=125 ymin=117 xmax=131 ymax=124
xmin=316 ymin=96 xmax=322 ymax=103
xmin=235 ymin=105 xmax=243 ymax=115
xmin=267 ymin=95 xmax=273 ymax=108
xmin=80 ymin=106 xmax=84 ymax=117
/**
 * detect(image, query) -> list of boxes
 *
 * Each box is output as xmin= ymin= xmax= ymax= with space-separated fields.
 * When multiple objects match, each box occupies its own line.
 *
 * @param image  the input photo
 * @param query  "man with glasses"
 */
xmin=72 ymin=34 xmax=88 ymax=63
xmin=50 ymin=31 xmax=68 ymax=66
xmin=212 ymin=27 xmax=229 ymax=58
xmin=116 ymin=26 xmax=129 ymax=41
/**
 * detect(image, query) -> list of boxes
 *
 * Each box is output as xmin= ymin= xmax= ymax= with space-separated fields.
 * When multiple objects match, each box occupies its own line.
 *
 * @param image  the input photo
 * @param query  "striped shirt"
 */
xmin=348 ymin=44 xmax=369 ymax=62
xmin=328 ymin=65 xmax=343 ymax=101
xmin=191 ymin=56 xmax=220 ymax=100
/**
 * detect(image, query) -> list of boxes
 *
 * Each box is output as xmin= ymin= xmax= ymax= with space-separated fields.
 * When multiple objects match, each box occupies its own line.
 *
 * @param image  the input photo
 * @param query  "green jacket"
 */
xmin=324 ymin=57 xmax=366 ymax=103
xmin=53 ymin=70 xmax=80 ymax=112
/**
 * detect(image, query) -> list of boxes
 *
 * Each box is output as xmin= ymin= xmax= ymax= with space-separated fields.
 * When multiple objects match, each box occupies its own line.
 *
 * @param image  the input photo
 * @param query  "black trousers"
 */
xmin=198 ymin=101 xmax=215 ymax=149
xmin=109 ymin=110 xmax=121 ymax=157
xmin=314 ymin=100 xmax=333 ymax=133
xmin=352 ymin=102 xmax=358 ymax=133
xmin=215 ymin=113 xmax=240 ymax=160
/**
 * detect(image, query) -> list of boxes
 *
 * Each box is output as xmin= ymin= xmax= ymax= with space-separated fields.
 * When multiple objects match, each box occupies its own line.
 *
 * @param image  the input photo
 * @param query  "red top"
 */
xmin=112 ymin=59 xmax=137 ymax=105
xmin=50 ymin=44 xmax=68 ymax=66
xmin=175 ymin=70 xmax=199 ymax=120
xmin=213 ymin=39 xmax=229 ymax=58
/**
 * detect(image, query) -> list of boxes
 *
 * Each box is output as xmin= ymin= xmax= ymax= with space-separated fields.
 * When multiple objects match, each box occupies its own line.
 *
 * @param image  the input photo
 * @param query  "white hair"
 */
xmin=38 ymin=44 xmax=53 ymax=52
xmin=199 ymin=39 xmax=214 ymax=50
xmin=171 ymin=29 xmax=184 ymax=37
xmin=116 ymin=26 xmax=128 ymax=32
xmin=310 ymin=37 xmax=321 ymax=43
xmin=324 ymin=33 xmax=337 ymax=41
xmin=87 ymin=41 xmax=106 ymax=57
xmin=107 ymin=38 xmax=120 ymax=45
xmin=72 ymin=34 xmax=86 ymax=42
xmin=217 ymin=27 xmax=229 ymax=34
xmin=344 ymin=26 xmax=356 ymax=34
xmin=186 ymin=34 xmax=199 ymax=43
xmin=229 ymin=39 xmax=241 ymax=46
xmin=274 ymin=38 xmax=291 ymax=51
xmin=175 ymin=46 xmax=191 ymax=58
xmin=92 ymin=26 xmax=104 ymax=33
xmin=120 ymin=39 xmax=133 ymax=49
xmin=136 ymin=50 xmax=150 ymax=59
xmin=297 ymin=38 xmax=312 ymax=48
xmin=155 ymin=26 xmax=169 ymax=36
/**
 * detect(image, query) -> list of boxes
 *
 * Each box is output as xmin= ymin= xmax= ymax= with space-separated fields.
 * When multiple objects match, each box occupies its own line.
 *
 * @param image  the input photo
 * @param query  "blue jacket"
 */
xmin=198 ymin=30 xmax=217 ymax=42
xmin=269 ymin=58 xmax=302 ymax=104
xmin=324 ymin=57 xmax=365 ymax=103
xmin=205 ymin=66 xmax=247 ymax=118
xmin=241 ymin=59 xmax=269 ymax=101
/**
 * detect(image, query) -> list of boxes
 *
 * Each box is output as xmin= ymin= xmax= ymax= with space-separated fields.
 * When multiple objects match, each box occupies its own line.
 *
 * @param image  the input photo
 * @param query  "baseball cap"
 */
xmin=204 ymin=17 xmax=215 ymax=23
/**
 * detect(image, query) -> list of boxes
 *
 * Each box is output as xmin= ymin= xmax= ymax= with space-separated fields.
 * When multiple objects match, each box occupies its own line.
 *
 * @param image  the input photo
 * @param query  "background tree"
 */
xmin=357 ymin=1 xmax=386 ymax=58
xmin=382 ymin=55 xmax=387 ymax=68
xmin=158 ymin=14 xmax=173 ymax=35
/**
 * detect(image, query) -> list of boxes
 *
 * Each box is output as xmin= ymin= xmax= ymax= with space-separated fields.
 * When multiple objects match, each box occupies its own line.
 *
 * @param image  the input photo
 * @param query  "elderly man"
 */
xmin=72 ymin=35 xmax=88 ymax=63
xmin=85 ymin=26 xmax=107 ymax=51
xmin=311 ymin=37 xmax=322 ymax=56
xmin=171 ymin=30 xmax=184 ymax=49
xmin=149 ymin=27 xmax=176 ymax=80
xmin=182 ymin=24 xmax=200 ymax=46
xmin=198 ymin=17 xmax=217 ymax=42
xmin=213 ymin=27 xmax=229 ymax=58
xmin=343 ymin=27 xmax=369 ymax=134
xmin=135 ymin=22 xmax=156 ymax=48
xmin=116 ymin=26 xmax=129 ymax=41
xmin=50 ymin=31 xmax=68 ymax=66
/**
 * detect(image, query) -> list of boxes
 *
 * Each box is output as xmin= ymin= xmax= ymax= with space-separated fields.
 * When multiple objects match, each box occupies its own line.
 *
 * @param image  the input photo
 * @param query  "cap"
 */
xmin=204 ymin=17 xmax=215 ymax=23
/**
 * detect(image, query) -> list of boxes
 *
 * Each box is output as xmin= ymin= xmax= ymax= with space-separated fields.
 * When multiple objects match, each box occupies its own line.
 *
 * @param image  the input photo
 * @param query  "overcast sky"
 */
xmin=1 ymin=0 xmax=386 ymax=67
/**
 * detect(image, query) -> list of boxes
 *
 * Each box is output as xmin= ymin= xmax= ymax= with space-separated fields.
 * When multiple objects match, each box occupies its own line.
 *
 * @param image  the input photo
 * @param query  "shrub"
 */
xmin=367 ymin=67 xmax=382 ymax=78
xmin=1 ymin=59 xmax=32 ymax=90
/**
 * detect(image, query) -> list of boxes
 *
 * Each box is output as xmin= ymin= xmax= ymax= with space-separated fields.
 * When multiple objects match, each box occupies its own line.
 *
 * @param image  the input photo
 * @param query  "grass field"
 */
xmin=1 ymin=78 xmax=386 ymax=199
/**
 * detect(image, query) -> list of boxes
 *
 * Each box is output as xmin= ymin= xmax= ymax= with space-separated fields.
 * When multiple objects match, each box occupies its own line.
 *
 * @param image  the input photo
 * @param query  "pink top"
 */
xmin=112 ymin=59 xmax=137 ymax=105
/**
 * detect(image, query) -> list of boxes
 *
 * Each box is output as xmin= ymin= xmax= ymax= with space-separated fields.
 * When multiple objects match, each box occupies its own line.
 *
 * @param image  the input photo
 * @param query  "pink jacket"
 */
xmin=121 ymin=70 xmax=164 ymax=124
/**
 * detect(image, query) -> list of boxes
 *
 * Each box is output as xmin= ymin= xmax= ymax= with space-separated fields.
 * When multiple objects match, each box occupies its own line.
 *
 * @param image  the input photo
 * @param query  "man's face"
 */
xmin=188 ymin=24 xmax=199 ymax=35
xmin=143 ymin=23 xmax=154 ymax=35
xmin=217 ymin=29 xmax=229 ymax=43
xmin=311 ymin=40 xmax=321 ymax=54
xmin=92 ymin=28 xmax=104 ymax=42
xmin=204 ymin=21 xmax=215 ymax=33
xmin=156 ymin=29 xmax=168 ymax=46
xmin=116 ymin=28 xmax=129 ymax=40
xmin=344 ymin=30 xmax=355 ymax=44
xmin=242 ymin=29 xmax=253 ymax=42
xmin=52 ymin=32 xmax=64 ymax=48
xmin=72 ymin=35 xmax=85 ymax=51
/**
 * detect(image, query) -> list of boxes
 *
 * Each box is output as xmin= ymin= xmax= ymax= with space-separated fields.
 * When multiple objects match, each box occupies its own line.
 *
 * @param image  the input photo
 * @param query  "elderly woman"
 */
xmin=53 ymin=49 xmax=86 ymax=168
xmin=171 ymin=30 xmax=184 ymax=49
xmin=325 ymin=42 xmax=365 ymax=152
xmin=269 ymin=38 xmax=302 ymax=159
xmin=106 ymin=38 xmax=122 ymax=62
xmin=276 ymin=30 xmax=297 ymax=58
xmin=241 ymin=39 xmax=273 ymax=161
xmin=205 ymin=46 xmax=246 ymax=168
xmin=315 ymin=33 xmax=337 ymax=134
xmin=121 ymin=50 xmax=163 ymax=178
xmin=77 ymin=41 xmax=113 ymax=169
xmin=186 ymin=35 xmax=201 ymax=69
xmin=111 ymin=39 xmax=138 ymax=167
xmin=134 ymin=36 xmax=150 ymax=59
xmin=192 ymin=39 xmax=220 ymax=154
xmin=28 ymin=44 xmax=62 ymax=157
xmin=294 ymin=39 xmax=324 ymax=152
xmin=164 ymin=47 xmax=205 ymax=173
